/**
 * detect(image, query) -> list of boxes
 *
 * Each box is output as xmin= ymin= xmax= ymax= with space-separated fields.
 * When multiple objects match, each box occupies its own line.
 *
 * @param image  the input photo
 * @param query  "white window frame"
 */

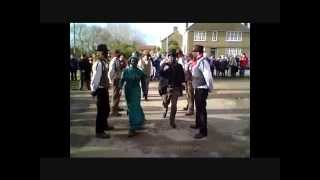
xmin=194 ymin=31 xmax=206 ymax=41
xmin=211 ymin=31 xmax=218 ymax=41
xmin=225 ymin=48 xmax=242 ymax=56
xmin=225 ymin=31 xmax=242 ymax=42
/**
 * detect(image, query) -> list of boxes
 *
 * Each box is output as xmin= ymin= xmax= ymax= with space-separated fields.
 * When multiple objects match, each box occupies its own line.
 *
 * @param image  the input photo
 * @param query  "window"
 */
xmin=226 ymin=31 xmax=242 ymax=41
xmin=225 ymin=48 xmax=242 ymax=56
xmin=194 ymin=31 xmax=206 ymax=41
xmin=212 ymin=31 xmax=218 ymax=41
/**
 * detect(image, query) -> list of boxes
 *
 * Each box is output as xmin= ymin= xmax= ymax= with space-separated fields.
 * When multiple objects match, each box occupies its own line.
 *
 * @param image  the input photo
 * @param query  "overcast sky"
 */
xmin=84 ymin=23 xmax=188 ymax=46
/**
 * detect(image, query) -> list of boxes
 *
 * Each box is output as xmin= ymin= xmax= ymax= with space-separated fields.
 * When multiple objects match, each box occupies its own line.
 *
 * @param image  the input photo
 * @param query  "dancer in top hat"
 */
xmin=190 ymin=45 xmax=214 ymax=139
xmin=90 ymin=44 xmax=114 ymax=139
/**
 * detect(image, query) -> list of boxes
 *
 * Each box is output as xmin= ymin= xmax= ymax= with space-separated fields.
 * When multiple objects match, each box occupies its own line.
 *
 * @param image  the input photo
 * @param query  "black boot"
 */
xmin=194 ymin=133 xmax=206 ymax=139
xmin=170 ymin=120 xmax=176 ymax=129
xmin=111 ymin=112 xmax=122 ymax=117
xmin=162 ymin=108 xmax=168 ymax=118
xmin=185 ymin=112 xmax=194 ymax=116
xmin=96 ymin=132 xmax=110 ymax=139
xmin=128 ymin=129 xmax=138 ymax=137
xmin=104 ymin=126 xmax=115 ymax=131
xmin=190 ymin=124 xmax=199 ymax=129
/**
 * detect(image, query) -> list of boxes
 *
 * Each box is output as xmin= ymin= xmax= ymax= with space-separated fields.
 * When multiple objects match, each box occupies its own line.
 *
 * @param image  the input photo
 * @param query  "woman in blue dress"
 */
xmin=119 ymin=55 xmax=147 ymax=137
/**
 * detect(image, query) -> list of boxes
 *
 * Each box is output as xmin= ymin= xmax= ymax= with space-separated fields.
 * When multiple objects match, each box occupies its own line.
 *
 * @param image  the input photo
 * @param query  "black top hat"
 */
xmin=96 ymin=44 xmax=109 ymax=52
xmin=192 ymin=45 xmax=204 ymax=52
xmin=168 ymin=49 xmax=177 ymax=57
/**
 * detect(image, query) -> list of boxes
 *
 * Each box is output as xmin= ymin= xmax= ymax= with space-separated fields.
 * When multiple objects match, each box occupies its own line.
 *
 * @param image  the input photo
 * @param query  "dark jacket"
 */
xmin=158 ymin=62 xmax=185 ymax=95
xmin=79 ymin=58 xmax=91 ymax=72
xmin=70 ymin=58 xmax=79 ymax=71
xmin=153 ymin=57 xmax=161 ymax=72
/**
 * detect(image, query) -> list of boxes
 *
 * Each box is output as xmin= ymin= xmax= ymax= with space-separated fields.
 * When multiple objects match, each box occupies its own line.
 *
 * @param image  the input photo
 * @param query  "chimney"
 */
xmin=173 ymin=26 xmax=178 ymax=32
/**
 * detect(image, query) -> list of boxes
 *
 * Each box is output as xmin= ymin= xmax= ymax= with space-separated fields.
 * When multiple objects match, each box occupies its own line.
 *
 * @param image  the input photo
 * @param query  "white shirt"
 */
xmin=178 ymin=57 xmax=186 ymax=67
xmin=91 ymin=60 xmax=105 ymax=92
xmin=138 ymin=58 xmax=153 ymax=77
xmin=192 ymin=57 xmax=214 ymax=91
xmin=160 ymin=58 xmax=166 ymax=66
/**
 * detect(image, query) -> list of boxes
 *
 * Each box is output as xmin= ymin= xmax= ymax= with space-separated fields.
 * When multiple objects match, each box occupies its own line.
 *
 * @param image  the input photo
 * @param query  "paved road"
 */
xmin=70 ymin=79 xmax=250 ymax=157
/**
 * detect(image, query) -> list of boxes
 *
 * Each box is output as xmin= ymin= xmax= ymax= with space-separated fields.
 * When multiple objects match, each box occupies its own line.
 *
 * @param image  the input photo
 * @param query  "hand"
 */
xmin=91 ymin=91 xmax=97 ymax=97
xmin=182 ymin=84 xmax=186 ymax=90
xmin=164 ymin=65 xmax=169 ymax=71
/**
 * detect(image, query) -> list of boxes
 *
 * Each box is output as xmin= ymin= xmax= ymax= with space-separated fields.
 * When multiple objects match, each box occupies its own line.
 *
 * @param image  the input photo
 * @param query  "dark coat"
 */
xmin=70 ymin=58 xmax=79 ymax=71
xmin=158 ymin=62 xmax=185 ymax=96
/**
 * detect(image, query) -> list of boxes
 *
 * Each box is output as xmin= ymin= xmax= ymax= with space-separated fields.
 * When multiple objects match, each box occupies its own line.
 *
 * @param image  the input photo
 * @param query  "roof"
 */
xmin=186 ymin=23 xmax=250 ymax=32
xmin=161 ymin=31 xmax=183 ymax=42
xmin=161 ymin=32 xmax=174 ymax=42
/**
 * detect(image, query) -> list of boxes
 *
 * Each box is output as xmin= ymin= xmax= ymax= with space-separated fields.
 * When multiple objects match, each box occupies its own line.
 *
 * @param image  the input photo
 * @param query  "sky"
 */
xmin=84 ymin=23 xmax=188 ymax=46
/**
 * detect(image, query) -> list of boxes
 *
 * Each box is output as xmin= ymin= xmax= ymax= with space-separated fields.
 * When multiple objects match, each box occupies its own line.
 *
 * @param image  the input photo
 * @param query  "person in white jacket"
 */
xmin=190 ymin=45 xmax=214 ymax=139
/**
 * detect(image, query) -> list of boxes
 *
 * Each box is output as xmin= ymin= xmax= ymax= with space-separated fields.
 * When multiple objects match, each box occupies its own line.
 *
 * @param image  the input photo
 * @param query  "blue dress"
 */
xmin=119 ymin=66 xmax=146 ymax=130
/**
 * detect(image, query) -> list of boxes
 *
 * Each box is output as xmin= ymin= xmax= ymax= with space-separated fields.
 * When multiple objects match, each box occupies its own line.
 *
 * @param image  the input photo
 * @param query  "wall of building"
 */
xmin=161 ymin=31 xmax=183 ymax=52
xmin=171 ymin=32 xmax=183 ymax=48
xmin=187 ymin=31 xmax=250 ymax=58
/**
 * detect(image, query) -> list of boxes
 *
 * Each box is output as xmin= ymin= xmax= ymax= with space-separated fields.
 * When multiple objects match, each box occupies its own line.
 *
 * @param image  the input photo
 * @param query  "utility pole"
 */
xmin=73 ymin=23 xmax=76 ymax=55
xmin=166 ymin=36 xmax=168 ymax=56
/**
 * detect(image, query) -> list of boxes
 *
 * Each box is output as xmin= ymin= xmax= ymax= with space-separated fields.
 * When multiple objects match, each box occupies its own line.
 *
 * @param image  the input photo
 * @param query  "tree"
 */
xmin=160 ymin=48 xmax=166 ymax=54
xmin=70 ymin=23 xmax=146 ymax=57
xmin=168 ymin=40 xmax=180 ymax=51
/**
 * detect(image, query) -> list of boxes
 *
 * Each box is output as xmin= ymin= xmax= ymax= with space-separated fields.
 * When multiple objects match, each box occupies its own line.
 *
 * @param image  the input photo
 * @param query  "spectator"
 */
xmin=209 ymin=56 xmax=215 ymax=77
xmin=229 ymin=55 xmax=238 ymax=77
xmin=240 ymin=53 xmax=249 ymax=77
xmin=153 ymin=54 xmax=162 ymax=80
xmin=79 ymin=54 xmax=92 ymax=90
xmin=70 ymin=55 xmax=79 ymax=81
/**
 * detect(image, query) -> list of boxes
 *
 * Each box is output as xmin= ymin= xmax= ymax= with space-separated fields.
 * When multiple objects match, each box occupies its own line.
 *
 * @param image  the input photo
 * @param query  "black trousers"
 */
xmin=80 ymin=72 xmax=91 ymax=90
xmin=71 ymin=70 xmax=77 ymax=81
xmin=231 ymin=66 xmax=237 ymax=77
xmin=195 ymin=88 xmax=209 ymax=135
xmin=96 ymin=88 xmax=110 ymax=133
xmin=80 ymin=72 xmax=85 ymax=89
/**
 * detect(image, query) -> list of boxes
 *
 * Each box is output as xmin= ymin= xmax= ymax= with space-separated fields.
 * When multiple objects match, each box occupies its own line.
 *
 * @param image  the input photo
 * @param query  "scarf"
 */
xmin=191 ymin=53 xmax=203 ymax=67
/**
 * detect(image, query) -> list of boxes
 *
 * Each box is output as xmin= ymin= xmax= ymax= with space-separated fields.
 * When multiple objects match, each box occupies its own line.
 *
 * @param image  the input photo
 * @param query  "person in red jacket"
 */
xmin=239 ymin=53 xmax=249 ymax=77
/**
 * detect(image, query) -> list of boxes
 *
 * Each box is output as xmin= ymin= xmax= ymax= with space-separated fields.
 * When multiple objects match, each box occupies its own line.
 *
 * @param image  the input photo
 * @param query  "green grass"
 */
xmin=70 ymin=72 xmax=81 ymax=90
xmin=70 ymin=80 xmax=80 ymax=90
